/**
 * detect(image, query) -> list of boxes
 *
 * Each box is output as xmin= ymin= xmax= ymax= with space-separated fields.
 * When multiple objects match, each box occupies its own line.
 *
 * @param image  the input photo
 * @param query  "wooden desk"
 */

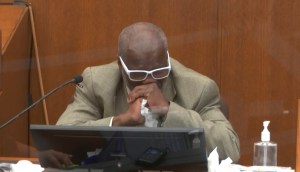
xmin=0 ymin=156 xmax=39 ymax=163
xmin=0 ymin=157 xmax=206 ymax=172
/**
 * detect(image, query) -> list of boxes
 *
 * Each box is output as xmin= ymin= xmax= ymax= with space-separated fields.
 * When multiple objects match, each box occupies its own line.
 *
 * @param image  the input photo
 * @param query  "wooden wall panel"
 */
xmin=28 ymin=0 xmax=219 ymax=124
xmin=219 ymin=0 xmax=300 ymax=167
xmin=20 ymin=0 xmax=300 ymax=169
xmin=266 ymin=1 xmax=300 ymax=167
xmin=297 ymin=99 xmax=300 ymax=171
xmin=218 ymin=0 xmax=271 ymax=165
xmin=0 ymin=0 xmax=14 ymax=3
xmin=0 ymin=30 xmax=2 ymax=96
xmin=0 ymin=5 xmax=32 ymax=157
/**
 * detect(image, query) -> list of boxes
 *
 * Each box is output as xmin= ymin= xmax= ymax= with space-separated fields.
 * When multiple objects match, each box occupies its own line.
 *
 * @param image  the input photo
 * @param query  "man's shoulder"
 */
xmin=170 ymin=58 xmax=220 ymax=105
xmin=81 ymin=61 xmax=120 ymax=85
xmin=171 ymin=58 xmax=212 ymax=83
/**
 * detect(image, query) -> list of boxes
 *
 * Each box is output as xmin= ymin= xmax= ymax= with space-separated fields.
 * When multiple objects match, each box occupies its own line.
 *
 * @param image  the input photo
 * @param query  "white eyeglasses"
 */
xmin=119 ymin=52 xmax=171 ymax=81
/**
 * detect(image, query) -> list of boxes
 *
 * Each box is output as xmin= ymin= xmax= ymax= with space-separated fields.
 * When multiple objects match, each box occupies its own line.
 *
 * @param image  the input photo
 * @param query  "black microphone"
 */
xmin=0 ymin=75 xmax=83 ymax=129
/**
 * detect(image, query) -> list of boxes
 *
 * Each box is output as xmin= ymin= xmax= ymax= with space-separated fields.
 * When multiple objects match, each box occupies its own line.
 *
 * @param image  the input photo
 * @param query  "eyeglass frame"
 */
xmin=119 ymin=51 xmax=171 ymax=82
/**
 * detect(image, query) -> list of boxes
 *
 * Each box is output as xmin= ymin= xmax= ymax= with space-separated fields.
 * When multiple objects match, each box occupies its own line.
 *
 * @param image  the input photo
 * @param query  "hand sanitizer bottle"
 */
xmin=253 ymin=121 xmax=277 ymax=166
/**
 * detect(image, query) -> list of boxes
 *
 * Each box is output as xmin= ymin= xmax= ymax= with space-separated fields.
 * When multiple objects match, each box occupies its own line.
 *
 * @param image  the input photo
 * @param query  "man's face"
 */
xmin=119 ymin=49 xmax=170 ymax=91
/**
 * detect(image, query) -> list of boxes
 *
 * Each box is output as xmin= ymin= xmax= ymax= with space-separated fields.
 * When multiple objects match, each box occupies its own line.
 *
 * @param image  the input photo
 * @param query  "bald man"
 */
xmin=57 ymin=22 xmax=240 ymax=162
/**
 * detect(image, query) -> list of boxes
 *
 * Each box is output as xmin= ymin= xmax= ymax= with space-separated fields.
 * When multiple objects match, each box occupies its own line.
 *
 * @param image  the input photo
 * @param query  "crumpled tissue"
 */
xmin=141 ymin=99 xmax=158 ymax=127
xmin=207 ymin=148 xmax=295 ymax=172
xmin=11 ymin=160 xmax=44 ymax=172
xmin=207 ymin=147 xmax=239 ymax=172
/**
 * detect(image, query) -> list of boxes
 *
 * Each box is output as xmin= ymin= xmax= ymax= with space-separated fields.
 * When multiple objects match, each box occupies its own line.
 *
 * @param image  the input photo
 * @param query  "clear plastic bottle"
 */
xmin=253 ymin=121 xmax=277 ymax=166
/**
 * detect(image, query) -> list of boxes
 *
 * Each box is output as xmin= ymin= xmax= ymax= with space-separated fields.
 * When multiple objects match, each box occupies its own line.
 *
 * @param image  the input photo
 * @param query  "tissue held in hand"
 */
xmin=141 ymin=99 xmax=159 ymax=127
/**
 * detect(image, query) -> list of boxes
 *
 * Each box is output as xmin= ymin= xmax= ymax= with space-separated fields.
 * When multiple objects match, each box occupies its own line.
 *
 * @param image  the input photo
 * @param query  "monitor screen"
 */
xmin=30 ymin=125 xmax=207 ymax=171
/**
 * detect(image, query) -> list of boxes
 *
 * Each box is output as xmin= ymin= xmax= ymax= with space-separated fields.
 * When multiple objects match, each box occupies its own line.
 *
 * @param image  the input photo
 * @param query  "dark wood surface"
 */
xmin=0 ymin=156 xmax=39 ymax=163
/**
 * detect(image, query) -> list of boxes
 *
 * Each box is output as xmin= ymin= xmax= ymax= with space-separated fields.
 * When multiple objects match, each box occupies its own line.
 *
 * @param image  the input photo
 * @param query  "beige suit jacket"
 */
xmin=57 ymin=58 xmax=240 ymax=162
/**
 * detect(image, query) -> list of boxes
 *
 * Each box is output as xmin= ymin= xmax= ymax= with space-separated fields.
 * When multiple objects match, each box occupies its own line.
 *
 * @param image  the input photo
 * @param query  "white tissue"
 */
xmin=11 ymin=160 xmax=44 ymax=172
xmin=219 ymin=157 xmax=237 ymax=172
xmin=207 ymin=147 xmax=238 ymax=172
xmin=87 ymin=148 xmax=102 ymax=157
xmin=208 ymin=147 xmax=219 ymax=172
xmin=141 ymin=99 xmax=158 ymax=127
xmin=207 ymin=147 xmax=295 ymax=172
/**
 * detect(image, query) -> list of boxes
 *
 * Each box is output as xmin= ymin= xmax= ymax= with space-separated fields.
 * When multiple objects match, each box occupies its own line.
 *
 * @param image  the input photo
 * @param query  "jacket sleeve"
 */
xmin=162 ymin=79 xmax=240 ymax=162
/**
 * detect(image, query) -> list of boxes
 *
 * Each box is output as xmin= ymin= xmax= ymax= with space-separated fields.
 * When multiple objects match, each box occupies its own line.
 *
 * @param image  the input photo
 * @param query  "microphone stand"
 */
xmin=0 ymin=76 xmax=82 ymax=129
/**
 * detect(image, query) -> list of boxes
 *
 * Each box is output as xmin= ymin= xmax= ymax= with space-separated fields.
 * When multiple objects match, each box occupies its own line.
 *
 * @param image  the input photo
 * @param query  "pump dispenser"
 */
xmin=253 ymin=121 xmax=277 ymax=166
xmin=261 ymin=121 xmax=270 ymax=142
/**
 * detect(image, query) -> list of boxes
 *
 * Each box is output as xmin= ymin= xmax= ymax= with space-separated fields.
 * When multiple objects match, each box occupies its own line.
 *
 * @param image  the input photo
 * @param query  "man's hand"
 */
xmin=38 ymin=149 xmax=73 ymax=169
xmin=112 ymin=98 xmax=145 ymax=126
xmin=127 ymin=83 xmax=169 ymax=116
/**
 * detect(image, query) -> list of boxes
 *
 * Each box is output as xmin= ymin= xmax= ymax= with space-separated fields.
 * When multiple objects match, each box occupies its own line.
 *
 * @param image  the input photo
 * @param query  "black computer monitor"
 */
xmin=30 ymin=125 xmax=207 ymax=171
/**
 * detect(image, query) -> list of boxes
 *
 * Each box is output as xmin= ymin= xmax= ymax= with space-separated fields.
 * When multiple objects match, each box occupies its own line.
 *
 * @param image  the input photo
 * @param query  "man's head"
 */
xmin=117 ymin=22 xmax=170 ymax=90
